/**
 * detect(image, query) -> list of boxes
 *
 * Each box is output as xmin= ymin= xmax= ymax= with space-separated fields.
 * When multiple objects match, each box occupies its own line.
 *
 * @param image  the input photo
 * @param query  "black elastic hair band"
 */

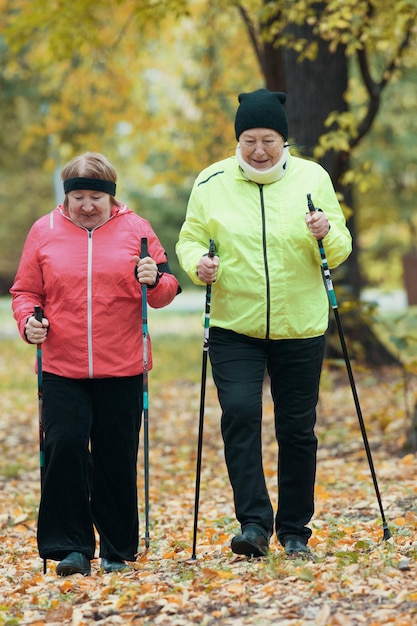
xmin=63 ymin=177 xmax=116 ymax=196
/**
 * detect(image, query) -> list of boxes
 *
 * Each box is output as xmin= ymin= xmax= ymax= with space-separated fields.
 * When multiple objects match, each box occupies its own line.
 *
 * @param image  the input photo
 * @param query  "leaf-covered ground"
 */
xmin=0 ymin=305 xmax=416 ymax=625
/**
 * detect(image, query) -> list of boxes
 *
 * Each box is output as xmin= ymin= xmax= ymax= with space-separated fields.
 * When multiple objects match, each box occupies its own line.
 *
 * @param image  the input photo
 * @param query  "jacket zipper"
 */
xmin=86 ymin=218 xmax=115 ymax=378
xmin=259 ymin=185 xmax=270 ymax=339
xmin=87 ymin=231 xmax=94 ymax=377
xmin=60 ymin=211 xmax=117 ymax=378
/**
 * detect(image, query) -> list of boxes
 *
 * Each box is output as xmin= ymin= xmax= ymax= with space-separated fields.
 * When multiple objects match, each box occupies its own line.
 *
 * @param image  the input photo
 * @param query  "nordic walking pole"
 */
xmin=307 ymin=193 xmax=392 ymax=541
xmin=140 ymin=237 xmax=150 ymax=549
xmin=33 ymin=305 xmax=48 ymax=573
xmin=191 ymin=238 xmax=216 ymax=560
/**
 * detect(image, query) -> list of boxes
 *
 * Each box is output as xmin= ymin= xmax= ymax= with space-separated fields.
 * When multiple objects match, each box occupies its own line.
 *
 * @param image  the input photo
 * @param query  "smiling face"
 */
xmin=66 ymin=190 xmax=112 ymax=229
xmin=239 ymin=128 xmax=285 ymax=170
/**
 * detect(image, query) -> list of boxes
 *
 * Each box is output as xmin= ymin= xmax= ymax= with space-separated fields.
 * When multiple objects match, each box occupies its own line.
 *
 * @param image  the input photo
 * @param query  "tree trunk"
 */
xmin=282 ymin=22 xmax=366 ymax=296
xmin=258 ymin=13 xmax=397 ymax=364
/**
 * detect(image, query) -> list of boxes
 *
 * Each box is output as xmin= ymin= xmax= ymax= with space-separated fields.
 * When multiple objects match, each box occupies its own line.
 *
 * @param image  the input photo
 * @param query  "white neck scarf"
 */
xmin=235 ymin=144 xmax=290 ymax=184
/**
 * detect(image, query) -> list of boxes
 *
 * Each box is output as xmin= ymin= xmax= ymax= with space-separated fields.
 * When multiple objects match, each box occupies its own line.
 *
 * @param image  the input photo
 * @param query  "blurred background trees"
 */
xmin=1 ymin=0 xmax=417 ymax=360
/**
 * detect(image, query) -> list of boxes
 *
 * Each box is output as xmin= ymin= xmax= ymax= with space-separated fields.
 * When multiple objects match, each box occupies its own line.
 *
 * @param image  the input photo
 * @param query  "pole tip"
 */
xmin=382 ymin=525 xmax=392 ymax=541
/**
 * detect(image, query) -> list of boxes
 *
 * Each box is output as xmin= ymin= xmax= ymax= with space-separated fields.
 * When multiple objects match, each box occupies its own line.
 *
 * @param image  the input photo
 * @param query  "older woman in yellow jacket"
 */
xmin=176 ymin=89 xmax=351 ymax=558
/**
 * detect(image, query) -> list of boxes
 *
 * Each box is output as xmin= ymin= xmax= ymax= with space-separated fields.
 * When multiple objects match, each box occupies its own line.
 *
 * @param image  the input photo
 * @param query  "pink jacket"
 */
xmin=11 ymin=204 xmax=180 ymax=378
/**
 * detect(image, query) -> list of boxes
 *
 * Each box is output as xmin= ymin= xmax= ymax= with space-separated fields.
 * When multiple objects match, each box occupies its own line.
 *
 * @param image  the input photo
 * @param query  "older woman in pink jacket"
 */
xmin=11 ymin=152 xmax=180 ymax=576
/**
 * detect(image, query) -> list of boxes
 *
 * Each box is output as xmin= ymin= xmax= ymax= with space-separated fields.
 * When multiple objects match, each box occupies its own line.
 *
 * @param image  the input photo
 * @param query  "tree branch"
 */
xmin=352 ymin=14 xmax=414 ymax=149
xmin=235 ymin=3 xmax=265 ymax=75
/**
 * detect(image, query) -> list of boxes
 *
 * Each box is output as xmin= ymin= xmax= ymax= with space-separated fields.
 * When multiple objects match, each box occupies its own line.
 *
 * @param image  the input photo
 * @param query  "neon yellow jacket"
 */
xmin=176 ymin=154 xmax=352 ymax=339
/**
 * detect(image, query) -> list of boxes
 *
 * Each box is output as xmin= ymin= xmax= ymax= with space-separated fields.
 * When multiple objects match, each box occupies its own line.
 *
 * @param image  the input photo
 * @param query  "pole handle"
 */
xmin=307 ymin=192 xmax=315 ymax=213
xmin=208 ymin=239 xmax=215 ymax=259
xmin=34 ymin=305 xmax=43 ymax=323
xmin=140 ymin=237 xmax=148 ymax=259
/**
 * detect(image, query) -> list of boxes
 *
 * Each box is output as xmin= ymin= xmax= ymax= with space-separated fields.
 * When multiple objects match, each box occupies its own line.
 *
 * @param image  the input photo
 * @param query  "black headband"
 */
xmin=63 ymin=177 xmax=116 ymax=196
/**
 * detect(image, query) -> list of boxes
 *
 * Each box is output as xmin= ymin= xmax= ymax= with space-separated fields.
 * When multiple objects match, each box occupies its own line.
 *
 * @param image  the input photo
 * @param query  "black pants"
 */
xmin=209 ymin=327 xmax=325 ymax=545
xmin=38 ymin=373 xmax=142 ymax=561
